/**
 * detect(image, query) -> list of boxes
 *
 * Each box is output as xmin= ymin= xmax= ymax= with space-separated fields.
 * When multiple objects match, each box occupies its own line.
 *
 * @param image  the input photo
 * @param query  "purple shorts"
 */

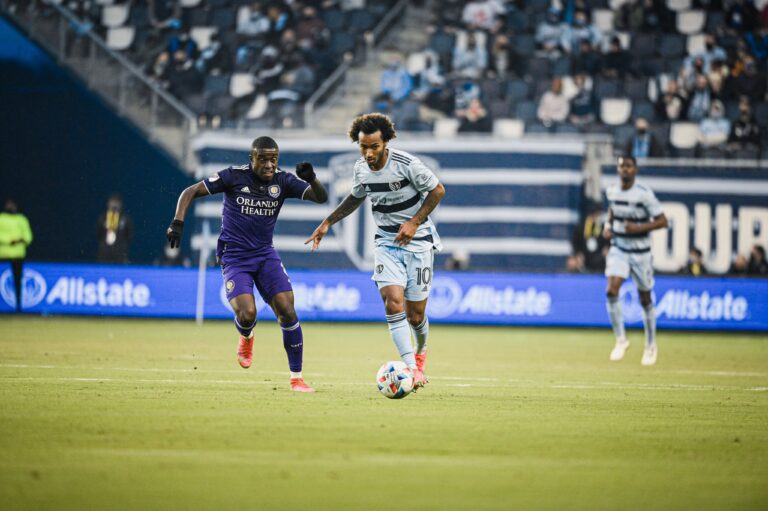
xmin=221 ymin=250 xmax=293 ymax=304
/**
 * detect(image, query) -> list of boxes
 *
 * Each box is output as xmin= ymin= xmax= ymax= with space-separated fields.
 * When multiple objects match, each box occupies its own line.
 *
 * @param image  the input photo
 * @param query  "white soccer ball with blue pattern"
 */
xmin=376 ymin=361 xmax=415 ymax=399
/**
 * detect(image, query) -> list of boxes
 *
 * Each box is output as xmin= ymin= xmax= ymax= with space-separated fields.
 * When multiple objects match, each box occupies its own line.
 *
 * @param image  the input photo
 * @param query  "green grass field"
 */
xmin=0 ymin=316 xmax=766 ymax=511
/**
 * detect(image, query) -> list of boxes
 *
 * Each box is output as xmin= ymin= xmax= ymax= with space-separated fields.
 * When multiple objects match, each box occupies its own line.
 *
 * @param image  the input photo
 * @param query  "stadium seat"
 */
xmin=705 ymin=11 xmax=725 ymax=33
xmin=481 ymin=78 xmax=503 ymax=101
xmin=609 ymin=0 xmax=631 ymax=9
xmin=631 ymin=100 xmax=655 ymax=121
xmin=180 ymin=0 xmax=202 ymax=6
xmin=525 ymin=121 xmax=554 ymax=134
xmin=658 ymin=35 xmax=685 ymax=59
xmin=731 ymin=147 xmax=761 ymax=160
xmin=95 ymin=0 xmax=114 ymax=5
xmin=229 ymin=73 xmax=255 ymax=98
xmin=490 ymin=99 xmax=512 ymax=118
xmin=406 ymin=52 xmax=427 ymax=75
xmin=204 ymin=74 xmax=229 ymax=97
xmin=600 ymin=98 xmax=632 ymax=126
xmin=185 ymin=9 xmax=210 ymax=26
xmin=669 ymin=122 xmax=700 ymax=149
xmin=128 ymin=4 xmax=148 ymax=28
xmin=526 ymin=0 xmax=551 ymax=12
xmin=428 ymin=32 xmax=455 ymax=57
xmin=687 ymin=34 xmax=706 ymax=56
xmin=347 ymin=9 xmax=377 ymax=34
xmin=595 ymin=79 xmax=620 ymax=97
xmin=676 ymin=10 xmax=705 ymax=34
xmin=612 ymin=123 xmax=636 ymax=148
xmin=666 ymin=0 xmax=692 ymax=11
xmin=631 ymin=34 xmax=656 ymax=59
xmin=190 ymin=27 xmax=217 ymax=50
xmin=101 ymin=4 xmax=129 ymax=28
xmin=555 ymin=123 xmax=581 ymax=134
xmin=526 ymin=58 xmax=550 ymax=80
xmin=493 ymin=119 xmax=525 ymax=139
xmin=552 ymin=57 xmax=570 ymax=77
xmin=593 ymin=9 xmax=614 ymax=33
xmin=514 ymin=100 xmax=538 ymax=122
xmin=754 ymin=103 xmax=768 ymax=123
xmin=513 ymin=34 xmax=536 ymax=56
xmin=245 ymin=93 xmax=268 ymax=119
xmin=320 ymin=9 xmax=346 ymax=32
xmin=212 ymin=8 xmax=236 ymax=29
xmin=434 ymin=118 xmax=459 ymax=138
xmin=329 ymin=32 xmax=357 ymax=58
xmin=506 ymin=10 xmax=530 ymax=31
xmin=506 ymin=79 xmax=531 ymax=102
xmin=106 ymin=26 xmax=135 ymax=50
xmin=700 ymin=146 xmax=727 ymax=159
xmin=623 ymin=78 xmax=648 ymax=100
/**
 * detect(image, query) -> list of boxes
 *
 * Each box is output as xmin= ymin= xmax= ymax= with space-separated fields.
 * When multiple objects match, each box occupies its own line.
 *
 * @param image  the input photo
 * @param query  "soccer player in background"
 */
xmin=305 ymin=113 xmax=446 ymax=389
xmin=603 ymin=156 xmax=668 ymax=366
xmin=166 ymin=136 xmax=328 ymax=392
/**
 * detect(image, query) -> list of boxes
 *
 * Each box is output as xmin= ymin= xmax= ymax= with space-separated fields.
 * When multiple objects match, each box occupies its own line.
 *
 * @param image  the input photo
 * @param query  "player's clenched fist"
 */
xmin=295 ymin=161 xmax=316 ymax=182
xmin=166 ymin=219 xmax=184 ymax=248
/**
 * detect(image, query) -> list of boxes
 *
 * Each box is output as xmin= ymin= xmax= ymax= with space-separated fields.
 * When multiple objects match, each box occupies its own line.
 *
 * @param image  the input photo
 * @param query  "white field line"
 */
xmin=1 ymin=375 xmax=765 ymax=392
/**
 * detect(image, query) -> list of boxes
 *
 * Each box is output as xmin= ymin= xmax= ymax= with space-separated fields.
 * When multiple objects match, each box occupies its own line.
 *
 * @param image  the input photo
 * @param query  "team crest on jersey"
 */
xmin=376 ymin=264 xmax=384 ymax=274
xmin=389 ymin=181 xmax=401 ymax=191
xmin=268 ymin=185 xmax=281 ymax=198
xmin=226 ymin=280 xmax=235 ymax=291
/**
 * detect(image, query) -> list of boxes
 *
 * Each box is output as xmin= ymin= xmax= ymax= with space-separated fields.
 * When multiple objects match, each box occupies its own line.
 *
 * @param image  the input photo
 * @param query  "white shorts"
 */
xmin=605 ymin=246 xmax=654 ymax=291
xmin=373 ymin=245 xmax=434 ymax=302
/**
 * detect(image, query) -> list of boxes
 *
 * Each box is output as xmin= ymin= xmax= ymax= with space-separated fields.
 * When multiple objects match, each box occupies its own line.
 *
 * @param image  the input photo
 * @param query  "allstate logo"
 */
xmin=0 ymin=268 xmax=47 ymax=309
xmin=428 ymin=276 xmax=463 ymax=318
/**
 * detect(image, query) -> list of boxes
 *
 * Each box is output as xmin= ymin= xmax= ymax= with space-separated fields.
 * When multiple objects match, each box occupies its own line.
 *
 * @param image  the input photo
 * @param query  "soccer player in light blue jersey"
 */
xmin=603 ymin=155 xmax=668 ymax=366
xmin=167 ymin=136 xmax=328 ymax=392
xmin=306 ymin=113 xmax=446 ymax=389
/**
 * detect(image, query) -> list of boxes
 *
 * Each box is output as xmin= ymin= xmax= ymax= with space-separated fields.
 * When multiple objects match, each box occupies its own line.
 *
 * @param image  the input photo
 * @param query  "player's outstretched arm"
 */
xmin=394 ymin=183 xmax=446 ymax=246
xmin=295 ymin=162 xmax=328 ymax=204
xmin=304 ymin=193 xmax=365 ymax=251
xmin=166 ymin=181 xmax=209 ymax=248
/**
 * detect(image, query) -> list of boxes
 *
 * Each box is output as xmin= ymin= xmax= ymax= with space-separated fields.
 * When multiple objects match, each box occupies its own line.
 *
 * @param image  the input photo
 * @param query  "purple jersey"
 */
xmin=202 ymin=164 xmax=309 ymax=260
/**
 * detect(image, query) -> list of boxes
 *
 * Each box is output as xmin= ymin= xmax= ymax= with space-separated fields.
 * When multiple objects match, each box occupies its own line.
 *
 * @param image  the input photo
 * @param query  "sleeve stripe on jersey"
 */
xmin=300 ymin=184 xmax=311 ymax=200
xmin=371 ymin=193 xmax=421 ymax=213
xmin=391 ymin=153 xmax=412 ymax=165
xmin=201 ymin=179 xmax=213 ymax=195
xmin=612 ymin=214 xmax=649 ymax=221
xmin=365 ymin=178 xmax=411 ymax=192
xmin=613 ymin=232 xmax=648 ymax=239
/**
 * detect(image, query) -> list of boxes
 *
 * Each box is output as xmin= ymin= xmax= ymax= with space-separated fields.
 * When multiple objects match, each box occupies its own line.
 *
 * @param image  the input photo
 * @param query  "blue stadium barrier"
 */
xmin=2 ymin=263 xmax=766 ymax=331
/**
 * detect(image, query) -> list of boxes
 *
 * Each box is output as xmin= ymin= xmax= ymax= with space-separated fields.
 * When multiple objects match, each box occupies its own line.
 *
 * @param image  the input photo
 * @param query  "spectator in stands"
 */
xmin=489 ymin=34 xmax=520 ymax=78
xmin=687 ymin=74 xmax=713 ymax=122
xmin=572 ymin=39 xmax=601 ymax=77
xmin=561 ymin=11 xmax=602 ymax=55
xmin=568 ymin=73 xmax=597 ymax=126
xmin=267 ymin=53 xmax=316 ymax=128
xmin=237 ymin=2 xmax=270 ymax=37
xmin=748 ymin=245 xmax=768 ymax=275
xmin=625 ymin=117 xmax=664 ymax=158
xmin=727 ymin=55 xmax=767 ymax=102
xmin=638 ymin=0 xmax=675 ymax=32
xmin=727 ymin=98 xmax=762 ymax=151
xmin=457 ymin=98 xmax=493 ymax=133
xmin=164 ymin=48 xmax=204 ymax=105
xmin=535 ymin=7 xmax=567 ymax=59
xmin=562 ymin=0 xmax=592 ymax=25
xmin=380 ymin=56 xmax=413 ymax=104
xmin=254 ymin=45 xmax=285 ymax=94
xmin=461 ymin=0 xmax=505 ymax=32
xmin=726 ymin=0 xmax=759 ymax=33
xmin=414 ymin=52 xmax=447 ymax=100
xmin=166 ymin=25 xmax=197 ymax=62
xmin=679 ymin=55 xmax=706 ymax=94
xmin=698 ymin=100 xmax=731 ymax=149
xmin=452 ymin=32 xmax=488 ymax=80
xmin=656 ymin=79 xmax=687 ymax=121
xmin=454 ymin=80 xmax=481 ymax=114
xmin=569 ymin=204 xmax=609 ymax=273
xmin=745 ymin=27 xmax=768 ymax=63
xmin=614 ymin=0 xmax=644 ymax=31
xmin=601 ymin=36 xmax=631 ymax=79
xmin=684 ymin=35 xmax=728 ymax=74
xmin=683 ymin=247 xmax=707 ymax=276
xmin=729 ymin=254 xmax=749 ymax=275
xmin=148 ymin=0 xmax=181 ymax=30
xmin=264 ymin=2 xmax=294 ymax=45
xmin=294 ymin=6 xmax=328 ymax=49
xmin=97 ymin=194 xmax=133 ymax=264
xmin=196 ymin=32 xmax=232 ymax=76
xmin=537 ymin=77 xmax=569 ymax=127
xmin=707 ymin=59 xmax=729 ymax=97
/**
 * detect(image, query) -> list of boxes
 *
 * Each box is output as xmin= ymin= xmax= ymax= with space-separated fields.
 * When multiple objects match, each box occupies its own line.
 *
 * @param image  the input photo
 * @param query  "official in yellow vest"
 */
xmin=0 ymin=199 xmax=33 ymax=312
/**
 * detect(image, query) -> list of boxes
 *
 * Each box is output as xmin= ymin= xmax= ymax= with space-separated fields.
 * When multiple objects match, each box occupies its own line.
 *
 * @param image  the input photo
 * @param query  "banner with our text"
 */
xmin=1 ymin=263 xmax=766 ymax=331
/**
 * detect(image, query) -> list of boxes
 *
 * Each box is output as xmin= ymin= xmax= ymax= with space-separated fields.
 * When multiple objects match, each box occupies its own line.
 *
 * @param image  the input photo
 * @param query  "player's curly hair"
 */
xmin=347 ymin=113 xmax=397 ymax=143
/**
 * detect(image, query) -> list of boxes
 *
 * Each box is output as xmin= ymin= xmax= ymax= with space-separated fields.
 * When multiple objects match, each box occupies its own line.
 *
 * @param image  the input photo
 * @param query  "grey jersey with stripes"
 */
xmin=351 ymin=148 xmax=442 ymax=253
xmin=606 ymin=181 xmax=663 ymax=252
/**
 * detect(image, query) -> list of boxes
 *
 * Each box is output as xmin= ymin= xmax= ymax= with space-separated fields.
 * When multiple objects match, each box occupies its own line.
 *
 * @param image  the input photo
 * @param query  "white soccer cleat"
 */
xmin=641 ymin=344 xmax=658 ymax=366
xmin=609 ymin=338 xmax=630 ymax=361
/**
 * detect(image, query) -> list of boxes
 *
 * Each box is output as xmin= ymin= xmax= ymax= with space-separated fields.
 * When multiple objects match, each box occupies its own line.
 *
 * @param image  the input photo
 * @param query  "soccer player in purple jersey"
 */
xmin=166 ymin=136 xmax=328 ymax=392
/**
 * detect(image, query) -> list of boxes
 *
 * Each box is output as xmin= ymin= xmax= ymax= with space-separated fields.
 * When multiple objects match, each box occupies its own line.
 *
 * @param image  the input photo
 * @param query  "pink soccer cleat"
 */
xmin=290 ymin=378 xmax=316 ymax=393
xmin=237 ymin=335 xmax=253 ymax=369
xmin=412 ymin=368 xmax=429 ymax=389
xmin=415 ymin=353 xmax=427 ymax=372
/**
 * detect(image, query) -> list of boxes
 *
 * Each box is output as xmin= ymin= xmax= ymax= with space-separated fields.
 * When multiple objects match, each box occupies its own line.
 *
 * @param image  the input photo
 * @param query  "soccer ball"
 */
xmin=376 ymin=361 xmax=415 ymax=399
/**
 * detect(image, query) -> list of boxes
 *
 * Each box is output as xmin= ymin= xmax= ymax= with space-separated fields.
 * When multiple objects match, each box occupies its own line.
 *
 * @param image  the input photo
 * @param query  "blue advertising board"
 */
xmin=1 ymin=263 xmax=766 ymax=331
